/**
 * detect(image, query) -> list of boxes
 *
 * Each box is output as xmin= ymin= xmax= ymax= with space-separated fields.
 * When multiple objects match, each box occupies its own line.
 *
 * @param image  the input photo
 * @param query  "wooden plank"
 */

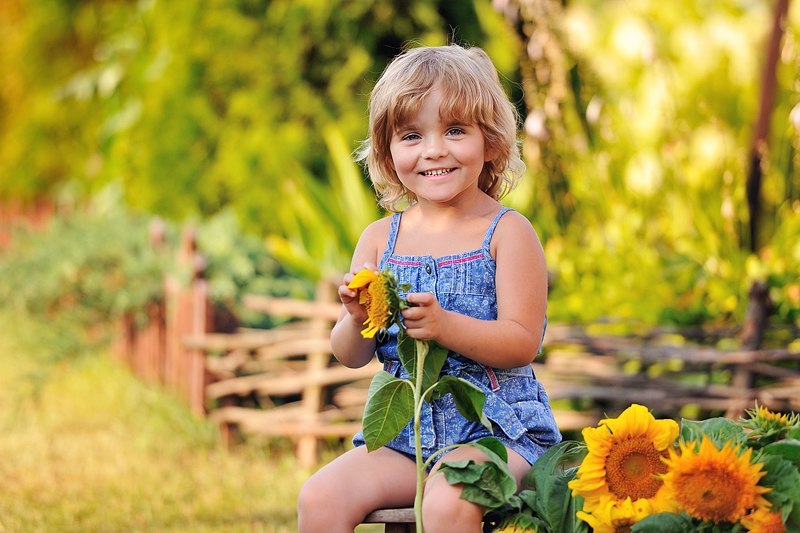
xmin=210 ymin=404 xmax=365 ymax=426
xmin=205 ymin=360 xmax=382 ymax=399
xmin=363 ymin=508 xmax=416 ymax=524
xmin=243 ymin=294 xmax=341 ymax=322
xmin=237 ymin=421 xmax=363 ymax=438
xmin=256 ymin=338 xmax=332 ymax=360
xmin=183 ymin=327 xmax=314 ymax=351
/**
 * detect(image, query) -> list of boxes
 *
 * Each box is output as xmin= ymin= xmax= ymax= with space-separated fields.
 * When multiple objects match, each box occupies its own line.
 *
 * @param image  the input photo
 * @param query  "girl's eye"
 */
xmin=401 ymin=132 xmax=421 ymax=141
xmin=446 ymin=127 xmax=465 ymax=136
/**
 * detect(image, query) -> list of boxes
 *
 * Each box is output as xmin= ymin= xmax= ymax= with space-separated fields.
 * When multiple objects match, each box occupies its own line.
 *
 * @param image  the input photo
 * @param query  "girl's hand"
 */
xmin=401 ymin=292 xmax=446 ymax=341
xmin=338 ymin=262 xmax=378 ymax=324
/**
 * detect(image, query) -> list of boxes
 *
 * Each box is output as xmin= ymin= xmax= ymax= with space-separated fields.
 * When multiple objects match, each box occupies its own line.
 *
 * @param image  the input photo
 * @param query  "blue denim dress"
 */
xmin=352 ymin=207 xmax=562 ymax=466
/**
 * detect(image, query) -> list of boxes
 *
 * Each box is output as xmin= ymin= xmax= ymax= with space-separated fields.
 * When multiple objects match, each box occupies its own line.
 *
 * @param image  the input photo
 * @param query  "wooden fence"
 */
xmin=114 ymin=222 xmax=800 ymax=467
xmin=113 ymin=223 xmax=213 ymax=416
xmin=0 ymin=200 xmax=55 ymax=249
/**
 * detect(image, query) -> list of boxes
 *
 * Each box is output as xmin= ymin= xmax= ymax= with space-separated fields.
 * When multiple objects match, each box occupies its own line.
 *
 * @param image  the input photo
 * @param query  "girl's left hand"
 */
xmin=401 ymin=292 xmax=446 ymax=341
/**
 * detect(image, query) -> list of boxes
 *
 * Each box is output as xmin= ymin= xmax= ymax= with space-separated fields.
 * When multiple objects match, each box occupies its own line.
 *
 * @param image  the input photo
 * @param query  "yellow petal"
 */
xmin=348 ymin=269 xmax=378 ymax=290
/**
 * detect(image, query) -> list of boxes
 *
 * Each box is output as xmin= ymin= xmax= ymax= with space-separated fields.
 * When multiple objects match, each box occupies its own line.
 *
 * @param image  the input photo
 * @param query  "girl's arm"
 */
xmin=329 ymin=219 xmax=388 ymax=368
xmin=401 ymin=211 xmax=547 ymax=369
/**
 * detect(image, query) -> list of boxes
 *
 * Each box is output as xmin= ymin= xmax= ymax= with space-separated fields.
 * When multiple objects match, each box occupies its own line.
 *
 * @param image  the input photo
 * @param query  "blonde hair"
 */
xmin=357 ymin=44 xmax=525 ymax=212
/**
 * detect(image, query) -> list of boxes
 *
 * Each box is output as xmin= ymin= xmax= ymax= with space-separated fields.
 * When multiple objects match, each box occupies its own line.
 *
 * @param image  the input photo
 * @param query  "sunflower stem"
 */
xmin=413 ymin=338 xmax=429 ymax=533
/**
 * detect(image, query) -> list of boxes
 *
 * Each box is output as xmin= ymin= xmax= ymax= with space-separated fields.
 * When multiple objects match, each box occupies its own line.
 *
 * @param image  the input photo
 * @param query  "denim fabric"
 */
xmin=352 ymin=208 xmax=562 ymax=466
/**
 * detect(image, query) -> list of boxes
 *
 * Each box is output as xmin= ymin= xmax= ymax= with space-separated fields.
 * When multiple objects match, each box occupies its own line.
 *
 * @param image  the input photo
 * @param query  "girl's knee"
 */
xmin=297 ymin=473 xmax=345 ymax=527
xmin=421 ymin=481 xmax=483 ymax=532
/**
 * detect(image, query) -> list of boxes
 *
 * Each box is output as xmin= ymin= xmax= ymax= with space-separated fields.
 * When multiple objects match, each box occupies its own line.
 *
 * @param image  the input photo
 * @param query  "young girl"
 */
xmin=297 ymin=44 xmax=561 ymax=532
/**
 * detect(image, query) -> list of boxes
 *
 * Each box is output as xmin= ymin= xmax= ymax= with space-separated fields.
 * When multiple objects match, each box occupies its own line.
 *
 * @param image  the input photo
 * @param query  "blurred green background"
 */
xmin=1 ymin=0 xmax=799 ymax=328
xmin=1 ymin=0 xmax=799 ymax=530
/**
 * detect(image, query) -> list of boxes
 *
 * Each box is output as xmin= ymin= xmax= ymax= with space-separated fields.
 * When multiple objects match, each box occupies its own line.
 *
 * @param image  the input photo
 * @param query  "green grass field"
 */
xmin=0 ymin=312 xmax=321 ymax=532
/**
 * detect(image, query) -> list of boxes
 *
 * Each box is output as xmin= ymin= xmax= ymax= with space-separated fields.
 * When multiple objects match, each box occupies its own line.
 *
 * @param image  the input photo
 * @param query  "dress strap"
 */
xmin=379 ymin=212 xmax=402 ymax=268
xmin=481 ymin=207 xmax=513 ymax=250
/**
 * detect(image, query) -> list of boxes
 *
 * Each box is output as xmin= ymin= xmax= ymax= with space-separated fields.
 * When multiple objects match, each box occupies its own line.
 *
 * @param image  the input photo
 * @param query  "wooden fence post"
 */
xmin=188 ymin=250 xmax=212 ymax=416
xmin=296 ymin=279 xmax=338 ymax=467
xmin=165 ymin=226 xmax=213 ymax=416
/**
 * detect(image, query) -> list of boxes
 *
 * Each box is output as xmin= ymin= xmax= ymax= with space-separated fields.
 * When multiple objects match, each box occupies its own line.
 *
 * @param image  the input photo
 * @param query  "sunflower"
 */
xmin=568 ymin=404 xmax=678 ymax=518
xmin=347 ymin=269 xmax=402 ymax=338
xmin=742 ymin=404 xmax=800 ymax=439
xmin=741 ymin=507 xmax=787 ymax=533
xmin=661 ymin=436 xmax=771 ymax=524
xmin=576 ymin=496 xmax=655 ymax=533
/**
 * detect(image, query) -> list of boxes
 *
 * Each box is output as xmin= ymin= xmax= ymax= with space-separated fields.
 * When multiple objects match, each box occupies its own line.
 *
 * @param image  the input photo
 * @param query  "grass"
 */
xmin=0 ymin=311 xmax=319 ymax=532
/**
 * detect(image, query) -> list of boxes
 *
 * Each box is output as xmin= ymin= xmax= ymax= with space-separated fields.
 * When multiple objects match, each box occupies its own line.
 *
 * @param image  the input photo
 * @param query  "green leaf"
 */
xmin=759 ymin=454 xmax=800 ymax=517
xmin=440 ymin=438 xmax=518 ymax=513
xmin=440 ymin=460 xmax=518 ymax=511
xmin=631 ymin=512 xmax=696 ymax=532
xmin=361 ymin=371 xmax=414 ymax=451
xmin=472 ymin=436 xmax=509 ymax=464
xmin=396 ymin=334 xmax=448 ymax=392
xmin=764 ymin=439 xmax=800 ymax=468
xmin=427 ymin=375 xmax=491 ymax=431
xmin=437 ymin=459 xmax=483 ymax=484
xmin=521 ymin=440 xmax=585 ymax=489
xmin=680 ymin=417 xmax=745 ymax=448
xmin=520 ymin=441 xmax=586 ymax=533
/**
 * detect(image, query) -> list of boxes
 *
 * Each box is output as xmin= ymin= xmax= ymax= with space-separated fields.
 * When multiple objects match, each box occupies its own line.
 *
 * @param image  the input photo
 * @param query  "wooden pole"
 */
xmin=296 ymin=280 xmax=337 ymax=467
xmin=746 ymin=0 xmax=790 ymax=254
xmin=740 ymin=0 xmax=789 ymax=352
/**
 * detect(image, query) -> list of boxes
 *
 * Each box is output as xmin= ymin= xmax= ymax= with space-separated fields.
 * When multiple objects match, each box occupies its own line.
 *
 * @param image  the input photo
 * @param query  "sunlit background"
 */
xmin=1 ymin=0 xmax=798 ymax=531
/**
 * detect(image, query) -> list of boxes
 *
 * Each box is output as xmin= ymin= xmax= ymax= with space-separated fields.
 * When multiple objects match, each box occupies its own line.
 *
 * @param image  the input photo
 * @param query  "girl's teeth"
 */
xmin=423 ymin=169 xmax=451 ymax=176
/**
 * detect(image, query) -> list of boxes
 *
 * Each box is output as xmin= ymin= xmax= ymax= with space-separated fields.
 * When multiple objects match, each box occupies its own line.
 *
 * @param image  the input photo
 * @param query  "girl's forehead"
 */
xmin=392 ymin=88 xmax=473 ymax=128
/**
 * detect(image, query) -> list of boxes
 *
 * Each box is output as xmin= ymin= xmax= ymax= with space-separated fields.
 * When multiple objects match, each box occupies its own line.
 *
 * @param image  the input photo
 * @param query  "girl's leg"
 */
xmin=421 ymin=445 xmax=531 ymax=533
xmin=297 ymin=445 xmax=417 ymax=533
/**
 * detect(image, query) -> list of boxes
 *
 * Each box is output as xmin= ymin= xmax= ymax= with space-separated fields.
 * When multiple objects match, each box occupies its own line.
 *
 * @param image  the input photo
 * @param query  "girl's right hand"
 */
xmin=338 ymin=262 xmax=378 ymax=325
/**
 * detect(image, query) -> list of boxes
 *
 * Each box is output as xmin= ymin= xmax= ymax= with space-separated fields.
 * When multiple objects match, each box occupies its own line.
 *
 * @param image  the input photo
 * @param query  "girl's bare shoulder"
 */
xmin=491 ymin=210 xmax=544 ymax=257
xmin=496 ymin=210 xmax=540 ymax=240
xmin=360 ymin=214 xmax=393 ymax=244
xmin=352 ymin=214 xmax=394 ymax=266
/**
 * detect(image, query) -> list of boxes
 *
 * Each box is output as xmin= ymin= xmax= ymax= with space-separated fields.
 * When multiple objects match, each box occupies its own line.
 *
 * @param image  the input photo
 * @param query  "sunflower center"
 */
xmin=366 ymin=280 xmax=390 ymax=326
xmin=673 ymin=466 xmax=745 ymax=523
xmin=605 ymin=437 xmax=667 ymax=501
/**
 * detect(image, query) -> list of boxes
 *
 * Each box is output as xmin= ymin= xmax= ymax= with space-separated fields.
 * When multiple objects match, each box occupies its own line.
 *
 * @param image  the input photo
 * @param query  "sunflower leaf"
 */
xmin=679 ymin=417 xmax=745 ymax=448
xmin=759 ymin=454 xmax=800 ymax=520
xmin=440 ymin=459 xmax=517 ymax=511
xmin=396 ymin=334 xmax=448 ymax=392
xmin=472 ymin=436 xmax=509 ymax=463
xmin=631 ymin=512 xmax=695 ymax=532
xmin=426 ymin=375 xmax=490 ymax=430
xmin=519 ymin=441 xmax=585 ymax=533
xmin=763 ymin=439 xmax=800 ymax=469
xmin=362 ymin=370 xmax=414 ymax=451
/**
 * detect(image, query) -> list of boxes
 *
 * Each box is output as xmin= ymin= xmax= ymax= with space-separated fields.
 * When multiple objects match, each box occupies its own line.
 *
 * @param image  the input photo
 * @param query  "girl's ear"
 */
xmin=484 ymin=144 xmax=496 ymax=163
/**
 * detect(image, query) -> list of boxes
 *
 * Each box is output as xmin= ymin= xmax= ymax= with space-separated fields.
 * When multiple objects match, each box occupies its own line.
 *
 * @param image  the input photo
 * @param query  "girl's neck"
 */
xmin=393 ymin=194 xmax=501 ymax=257
xmin=409 ymin=191 xmax=497 ymax=227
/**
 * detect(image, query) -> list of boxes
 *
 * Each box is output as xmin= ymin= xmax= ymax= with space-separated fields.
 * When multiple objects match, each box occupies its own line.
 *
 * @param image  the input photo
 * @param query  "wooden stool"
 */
xmin=362 ymin=507 xmax=415 ymax=532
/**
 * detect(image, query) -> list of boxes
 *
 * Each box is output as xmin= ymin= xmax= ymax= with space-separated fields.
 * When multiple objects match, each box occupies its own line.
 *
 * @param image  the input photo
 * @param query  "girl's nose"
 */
xmin=422 ymin=138 xmax=447 ymax=159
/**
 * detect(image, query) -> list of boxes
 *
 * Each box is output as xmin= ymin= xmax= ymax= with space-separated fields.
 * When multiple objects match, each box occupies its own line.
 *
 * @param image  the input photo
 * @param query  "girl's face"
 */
xmin=389 ymin=88 xmax=491 ymax=207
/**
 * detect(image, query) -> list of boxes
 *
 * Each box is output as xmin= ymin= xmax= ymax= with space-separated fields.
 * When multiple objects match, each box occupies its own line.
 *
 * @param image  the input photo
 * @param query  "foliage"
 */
xmin=0 ymin=188 xmax=168 ymax=361
xmin=2 ymin=0 xmax=798 ymax=326
xmin=0 ymin=186 xmax=310 ymax=360
xmin=507 ymin=0 xmax=800 ymax=327
xmin=193 ymin=207 xmax=314 ymax=328
xmin=0 ymin=0 xmax=513 ymax=282
xmin=484 ymin=441 xmax=588 ymax=533
xmin=478 ymin=404 xmax=800 ymax=532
